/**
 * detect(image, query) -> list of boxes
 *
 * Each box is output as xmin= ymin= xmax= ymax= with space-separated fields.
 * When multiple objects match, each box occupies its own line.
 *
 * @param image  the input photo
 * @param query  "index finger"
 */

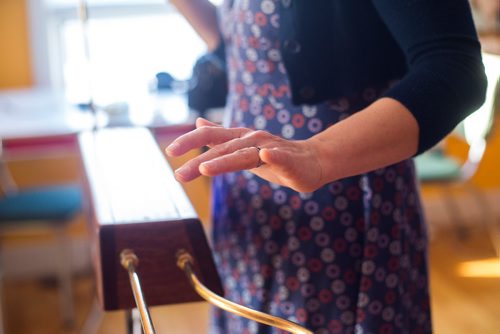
xmin=166 ymin=126 xmax=250 ymax=156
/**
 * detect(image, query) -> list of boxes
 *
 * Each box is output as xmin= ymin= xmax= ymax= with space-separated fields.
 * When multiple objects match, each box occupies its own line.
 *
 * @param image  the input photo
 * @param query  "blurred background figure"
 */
xmin=471 ymin=0 xmax=500 ymax=32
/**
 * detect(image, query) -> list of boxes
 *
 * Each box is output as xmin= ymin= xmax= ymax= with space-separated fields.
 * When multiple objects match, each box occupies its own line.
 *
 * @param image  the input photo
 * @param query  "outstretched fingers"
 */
xmin=166 ymin=125 xmax=250 ymax=156
xmin=199 ymin=147 xmax=263 ymax=176
xmin=173 ymin=136 xmax=261 ymax=181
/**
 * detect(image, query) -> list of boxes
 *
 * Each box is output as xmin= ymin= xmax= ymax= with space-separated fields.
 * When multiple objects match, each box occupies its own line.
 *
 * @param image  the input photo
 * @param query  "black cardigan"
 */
xmin=217 ymin=0 xmax=487 ymax=154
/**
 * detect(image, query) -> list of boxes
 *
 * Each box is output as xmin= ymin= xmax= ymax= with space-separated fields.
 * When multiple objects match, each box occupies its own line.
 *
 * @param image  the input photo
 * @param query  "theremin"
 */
xmin=78 ymin=127 xmax=312 ymax=334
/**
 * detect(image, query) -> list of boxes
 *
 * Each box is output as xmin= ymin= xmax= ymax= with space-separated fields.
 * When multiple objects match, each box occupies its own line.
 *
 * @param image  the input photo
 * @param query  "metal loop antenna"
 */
xmin=176 ymin=249 xmax=313 ymax=334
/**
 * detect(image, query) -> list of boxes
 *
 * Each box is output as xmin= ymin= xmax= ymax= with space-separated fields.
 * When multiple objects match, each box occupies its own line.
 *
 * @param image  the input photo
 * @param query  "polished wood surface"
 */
xmin=78 ymin=127 xmax=222 ymax=311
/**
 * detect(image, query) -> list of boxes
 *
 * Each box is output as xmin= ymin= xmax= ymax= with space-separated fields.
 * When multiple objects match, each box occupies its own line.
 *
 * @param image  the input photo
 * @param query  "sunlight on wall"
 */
xmin=458 ymin=258 xmax=500 ymax=278
xmin=0 ymin=0 xmax=32 ymax=88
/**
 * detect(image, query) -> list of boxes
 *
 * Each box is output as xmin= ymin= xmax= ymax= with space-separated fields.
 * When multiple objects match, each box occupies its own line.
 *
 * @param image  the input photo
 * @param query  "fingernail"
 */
xmin=200 ymin=161 xmax=215 ymax=170
xmin=175 ymin=165 xmax=189 ymax=181
xmin=166 ymin=142 xmax=179 ymax=155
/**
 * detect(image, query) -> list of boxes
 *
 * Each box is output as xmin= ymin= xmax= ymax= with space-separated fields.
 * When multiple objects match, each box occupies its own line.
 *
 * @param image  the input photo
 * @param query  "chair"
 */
xmin=0 ymin=138 xmax=83 ymax=332
xmin=415 ymin=52 xmax=500 ymax=253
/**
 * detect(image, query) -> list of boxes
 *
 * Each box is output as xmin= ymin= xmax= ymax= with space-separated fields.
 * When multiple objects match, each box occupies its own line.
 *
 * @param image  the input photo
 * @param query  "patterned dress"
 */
xmin=211 ymin=1 xmax=432 ymax=333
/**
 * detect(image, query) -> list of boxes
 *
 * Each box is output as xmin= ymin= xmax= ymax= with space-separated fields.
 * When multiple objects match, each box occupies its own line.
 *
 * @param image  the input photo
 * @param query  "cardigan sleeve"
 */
xmin=371 ymin=0 xmax=487 ymax=154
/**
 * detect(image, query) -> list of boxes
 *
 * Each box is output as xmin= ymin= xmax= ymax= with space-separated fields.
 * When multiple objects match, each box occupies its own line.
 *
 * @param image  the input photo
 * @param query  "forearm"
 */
xmin=310 ymin=97 xmax=419 ymax=184
xmin=169 ymin=0 xmax=220 ymax=51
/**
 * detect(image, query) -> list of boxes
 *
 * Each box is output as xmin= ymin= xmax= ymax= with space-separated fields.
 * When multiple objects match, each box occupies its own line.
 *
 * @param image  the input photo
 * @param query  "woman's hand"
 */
xmin=165 ymin=118 xmax=324 ymax=193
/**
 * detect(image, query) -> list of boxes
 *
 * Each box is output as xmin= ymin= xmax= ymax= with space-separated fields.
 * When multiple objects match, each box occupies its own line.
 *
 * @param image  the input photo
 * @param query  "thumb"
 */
xmin=260 ymin=147 xmax=291 ymax=168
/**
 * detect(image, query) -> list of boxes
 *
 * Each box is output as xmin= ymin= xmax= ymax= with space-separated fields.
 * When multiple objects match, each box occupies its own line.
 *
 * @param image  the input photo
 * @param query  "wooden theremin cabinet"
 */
xmin=78 ymin=127 xmax=223 ymax=311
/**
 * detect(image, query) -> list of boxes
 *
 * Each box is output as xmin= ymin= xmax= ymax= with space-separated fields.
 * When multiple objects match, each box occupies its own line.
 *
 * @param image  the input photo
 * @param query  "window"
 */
xmin=28 ymin=0 xmax=220 ymax=107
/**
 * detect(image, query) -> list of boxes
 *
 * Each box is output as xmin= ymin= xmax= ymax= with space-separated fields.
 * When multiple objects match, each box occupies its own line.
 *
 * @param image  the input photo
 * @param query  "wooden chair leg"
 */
xmin=441 ymin=183 xmax=470 ymax=241
xmin=466 ymin=184 xmax=500 ymax=258
xmin=80 ymin=297 xmax=104 ymax=334
xmin=55 ymin=226 xmax=75 ymax=328
xmin=0 ymin=251 xmax=5 ymax=334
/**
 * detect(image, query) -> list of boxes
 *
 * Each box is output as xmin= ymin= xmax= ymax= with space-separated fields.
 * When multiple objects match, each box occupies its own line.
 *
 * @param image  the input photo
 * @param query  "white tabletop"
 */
xmin=0 ymin=87 xmax=193 ymax=140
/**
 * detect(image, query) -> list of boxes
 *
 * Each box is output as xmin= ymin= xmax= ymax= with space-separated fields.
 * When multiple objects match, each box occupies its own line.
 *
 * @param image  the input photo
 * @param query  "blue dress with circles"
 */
xmin=211 ymin=1 xmax=432 ymax=333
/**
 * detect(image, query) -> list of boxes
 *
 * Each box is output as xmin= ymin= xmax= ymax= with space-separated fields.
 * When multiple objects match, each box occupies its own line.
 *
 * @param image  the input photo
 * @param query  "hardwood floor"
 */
xmin=429 ymin=229 xmax=500 ymax=334
xmin=3 ymin=195 xmax=500 ymax=334
xmin=3 ymin=274 xmax=211 ymax=334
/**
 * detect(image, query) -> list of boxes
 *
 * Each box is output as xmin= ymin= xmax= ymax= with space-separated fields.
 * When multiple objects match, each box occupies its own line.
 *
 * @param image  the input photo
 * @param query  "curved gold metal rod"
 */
xmin=176 ymin=250 xmax=313 ymax=334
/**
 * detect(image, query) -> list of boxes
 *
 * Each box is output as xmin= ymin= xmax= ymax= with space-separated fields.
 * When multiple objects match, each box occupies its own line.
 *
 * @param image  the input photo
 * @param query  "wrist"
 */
xmin=304 ymin=136 xmax=336 ymax=188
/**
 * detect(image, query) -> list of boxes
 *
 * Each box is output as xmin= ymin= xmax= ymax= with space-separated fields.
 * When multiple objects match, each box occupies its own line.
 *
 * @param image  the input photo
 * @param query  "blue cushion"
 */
xmin=0 ymin=184 xmax=82 ymax=223
xmin=415 ymin=151 xmax=462 ymax=182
